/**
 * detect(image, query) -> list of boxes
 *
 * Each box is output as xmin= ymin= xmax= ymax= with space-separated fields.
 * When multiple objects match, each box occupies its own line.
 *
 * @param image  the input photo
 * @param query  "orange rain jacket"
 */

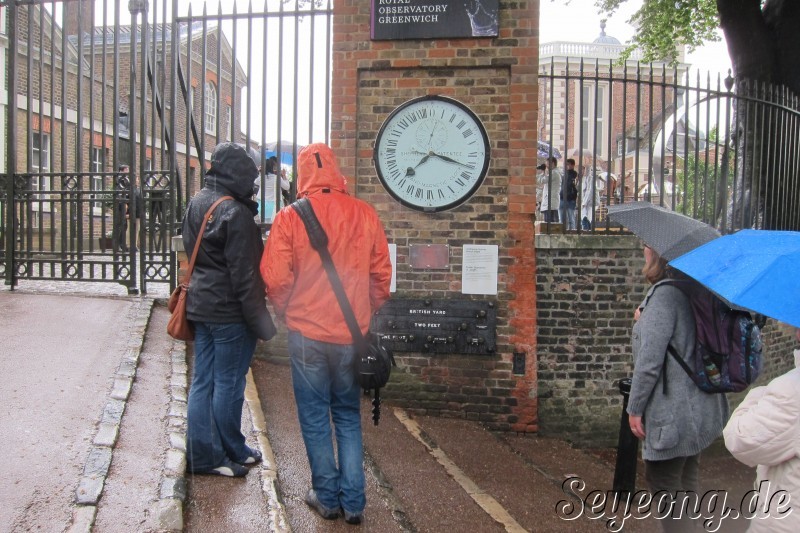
xmin=260 ymin=143 xmax=392 ymax=344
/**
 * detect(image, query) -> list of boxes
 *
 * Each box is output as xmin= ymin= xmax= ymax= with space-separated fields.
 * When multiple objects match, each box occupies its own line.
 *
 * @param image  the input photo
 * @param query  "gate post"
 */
xmin=5 ymin=1 xmax=18 ymax=287
xmin=126 ymin=0 xmax=149 ymax=295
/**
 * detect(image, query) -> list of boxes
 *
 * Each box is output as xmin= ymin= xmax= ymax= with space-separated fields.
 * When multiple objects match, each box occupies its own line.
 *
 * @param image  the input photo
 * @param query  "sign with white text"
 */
xmin=370 ymin=0 xmax=499 ymax=40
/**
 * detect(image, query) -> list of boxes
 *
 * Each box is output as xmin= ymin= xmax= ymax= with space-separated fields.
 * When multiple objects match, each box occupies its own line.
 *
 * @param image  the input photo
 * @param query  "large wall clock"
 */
xmin=373 ymin=95 xmax=491 ymax=212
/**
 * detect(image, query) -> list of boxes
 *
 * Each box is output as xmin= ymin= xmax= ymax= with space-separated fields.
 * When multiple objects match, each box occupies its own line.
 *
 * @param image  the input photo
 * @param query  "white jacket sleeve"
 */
xmin=723 ymin=370 xmax=800 ymax=468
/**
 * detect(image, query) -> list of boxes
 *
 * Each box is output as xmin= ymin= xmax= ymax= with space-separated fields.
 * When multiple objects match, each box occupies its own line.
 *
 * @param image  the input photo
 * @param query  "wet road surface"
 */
xmin=0 ymin=286 xmax=760 ymax=532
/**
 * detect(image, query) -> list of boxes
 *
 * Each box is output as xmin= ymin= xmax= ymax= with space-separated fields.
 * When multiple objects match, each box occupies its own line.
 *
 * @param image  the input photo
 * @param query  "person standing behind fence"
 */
xmin=559 ymin=158 xmax=578 ymax=230
xmin=628 ymin=245 xmax=729 ymax=533
xmin=255 ymin=156 xmax=291 ymax=222
xmin=260 ymin=143 xmax=392 ymax=524
xmin=183 ymin=142 xmax=276 ymax=478
xmin=112 ymin=165 xmax=130 ymax=253
xmin=580 ymin=165 xmax=604 ymax=230
xmin=537 ymin=156 xmax=561 ymax=223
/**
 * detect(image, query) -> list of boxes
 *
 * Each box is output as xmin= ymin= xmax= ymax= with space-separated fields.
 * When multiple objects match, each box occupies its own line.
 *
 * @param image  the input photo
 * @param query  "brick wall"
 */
xmin=535 ymin=233 xmax=797 ymax=447
xmin=331 ymin=0 xmax=539 ymax=431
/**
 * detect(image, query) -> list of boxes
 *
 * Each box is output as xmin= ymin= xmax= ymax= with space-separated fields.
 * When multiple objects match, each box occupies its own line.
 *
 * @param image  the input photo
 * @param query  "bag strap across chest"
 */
xmin=291 ymin=198 xmax=368 ymax=353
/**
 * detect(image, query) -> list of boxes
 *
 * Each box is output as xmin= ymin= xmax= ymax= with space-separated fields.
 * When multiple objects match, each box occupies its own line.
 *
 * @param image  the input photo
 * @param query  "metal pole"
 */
xmin=6 ymin=1 xmax=18 ymax=287
xmin=612 ymin=378 xmax=638 ymax=496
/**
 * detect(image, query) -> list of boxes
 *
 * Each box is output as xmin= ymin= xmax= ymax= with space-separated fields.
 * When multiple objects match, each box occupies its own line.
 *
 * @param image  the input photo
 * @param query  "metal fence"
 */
xmin=0 ymin=0 xmax=332 ymax=293
xmin=537 ymin=59 xmax=800 ymax=234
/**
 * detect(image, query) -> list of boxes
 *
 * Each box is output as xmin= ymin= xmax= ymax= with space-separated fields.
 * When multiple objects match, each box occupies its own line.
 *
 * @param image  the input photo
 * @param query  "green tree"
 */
xmin=595 ymin=0 xmax=800 ymax=230
xmin=675 ymin=152 xmax=734 ymax=222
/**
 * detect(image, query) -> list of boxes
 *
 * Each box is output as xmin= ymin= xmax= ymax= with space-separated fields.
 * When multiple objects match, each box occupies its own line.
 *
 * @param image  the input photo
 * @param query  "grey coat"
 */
xmin=627 ymin=280 xmax=730 ymax=461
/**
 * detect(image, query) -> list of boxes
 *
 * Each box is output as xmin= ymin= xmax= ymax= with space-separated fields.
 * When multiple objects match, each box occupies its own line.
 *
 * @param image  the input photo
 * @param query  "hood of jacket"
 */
xmin=203 ymin=142 xmax=259 ymax=200
xmin=296 ymin=143 xmax=348 ymax=198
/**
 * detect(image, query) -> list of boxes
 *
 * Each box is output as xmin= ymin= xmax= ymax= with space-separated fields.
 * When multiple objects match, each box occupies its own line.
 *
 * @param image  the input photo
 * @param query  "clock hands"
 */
xmin=407 ymin=151 xmax=470 ymax=175
xmin=430 ymin=152 xmax=472 ymax=168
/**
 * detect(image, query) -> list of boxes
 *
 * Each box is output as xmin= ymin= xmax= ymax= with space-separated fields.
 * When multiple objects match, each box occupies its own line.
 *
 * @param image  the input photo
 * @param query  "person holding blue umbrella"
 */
xmin=723 ymin=334 xmax=800 ymax=533
xmin=670 ymin=229 xmax=800 ymax=533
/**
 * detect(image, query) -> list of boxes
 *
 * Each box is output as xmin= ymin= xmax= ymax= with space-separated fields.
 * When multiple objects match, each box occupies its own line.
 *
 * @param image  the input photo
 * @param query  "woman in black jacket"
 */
xmin=182 ymin=143 xmax=276 ymax=477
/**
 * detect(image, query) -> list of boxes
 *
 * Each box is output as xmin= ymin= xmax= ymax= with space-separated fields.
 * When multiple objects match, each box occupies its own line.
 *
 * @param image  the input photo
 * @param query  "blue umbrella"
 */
xmin=264 ymin=140 xmax=305 ymax=166
xmin=669 ymin=229 xmax=800 ymax=328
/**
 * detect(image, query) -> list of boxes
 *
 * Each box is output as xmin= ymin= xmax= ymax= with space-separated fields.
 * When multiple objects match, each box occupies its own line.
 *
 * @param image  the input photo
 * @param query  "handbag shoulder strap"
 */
xmin=291 ymin=198 xmax=368 ymax=351
xmin=182 ymin=195 xmax=234 ymax=284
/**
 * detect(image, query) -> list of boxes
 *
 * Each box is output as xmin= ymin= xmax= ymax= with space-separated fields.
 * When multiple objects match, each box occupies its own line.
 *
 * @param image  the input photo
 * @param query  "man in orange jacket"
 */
xmin=260 ymin=143 xmax=392 ymax=525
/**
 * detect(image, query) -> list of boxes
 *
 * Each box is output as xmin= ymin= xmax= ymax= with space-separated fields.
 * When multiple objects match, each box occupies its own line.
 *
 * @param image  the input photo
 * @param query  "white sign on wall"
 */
xmin=461 ymin=244 xmax=498 ymax=295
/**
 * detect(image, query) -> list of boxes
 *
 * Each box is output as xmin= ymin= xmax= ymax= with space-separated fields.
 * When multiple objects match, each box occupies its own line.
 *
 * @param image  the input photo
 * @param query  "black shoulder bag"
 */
xmin=291 ymin=198 xmax=395 ymax=425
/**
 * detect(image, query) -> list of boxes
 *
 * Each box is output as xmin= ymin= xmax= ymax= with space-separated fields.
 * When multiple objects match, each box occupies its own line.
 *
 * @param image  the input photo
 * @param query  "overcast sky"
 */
xmin=540 ymin=0 xmax=733 ymax=80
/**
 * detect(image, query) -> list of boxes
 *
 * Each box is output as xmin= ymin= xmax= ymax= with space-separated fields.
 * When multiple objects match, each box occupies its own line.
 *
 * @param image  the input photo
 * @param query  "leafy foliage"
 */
xmin=674 ymin=151 xmax=733 ymax=222
xmin=595 ymin=0 xmax=721 ymax=64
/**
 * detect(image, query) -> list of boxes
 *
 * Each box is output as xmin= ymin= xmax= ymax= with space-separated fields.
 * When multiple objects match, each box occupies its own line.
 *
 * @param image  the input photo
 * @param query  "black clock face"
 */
xmin=373 ymin=95 xmax=491 ymax=212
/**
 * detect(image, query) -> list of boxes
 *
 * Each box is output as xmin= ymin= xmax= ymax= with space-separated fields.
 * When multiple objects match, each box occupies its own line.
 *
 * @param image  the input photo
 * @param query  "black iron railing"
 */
xmin=538 ymin=60 xmax=800 ymax=234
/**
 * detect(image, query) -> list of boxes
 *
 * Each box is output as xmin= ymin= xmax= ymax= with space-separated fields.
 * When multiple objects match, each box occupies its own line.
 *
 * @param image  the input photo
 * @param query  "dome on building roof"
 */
xmin=593 ymin=20 xmax=621 ymax=45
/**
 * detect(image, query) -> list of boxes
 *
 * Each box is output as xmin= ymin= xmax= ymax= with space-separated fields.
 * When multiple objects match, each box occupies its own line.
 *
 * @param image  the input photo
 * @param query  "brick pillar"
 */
xmin=332 ymin=1 xmax=540 ymax=431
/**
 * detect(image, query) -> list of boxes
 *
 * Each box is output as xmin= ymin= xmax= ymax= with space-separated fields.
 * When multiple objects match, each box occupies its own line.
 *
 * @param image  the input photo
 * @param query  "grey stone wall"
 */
xmin=535 ymin=233 xmax=796 ymax=448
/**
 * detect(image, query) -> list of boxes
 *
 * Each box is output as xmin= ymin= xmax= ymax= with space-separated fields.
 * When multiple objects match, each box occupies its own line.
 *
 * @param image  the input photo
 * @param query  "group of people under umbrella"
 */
xmin=607 ymin=201 xmax=799 ymax=533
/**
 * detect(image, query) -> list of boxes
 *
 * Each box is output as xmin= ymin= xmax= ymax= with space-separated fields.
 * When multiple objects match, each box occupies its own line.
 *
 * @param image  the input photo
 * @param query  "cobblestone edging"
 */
xmin=149 ymin=339 xmax=190 ymax=531
xmin=67 ymin=298 xmax=153 ymax=532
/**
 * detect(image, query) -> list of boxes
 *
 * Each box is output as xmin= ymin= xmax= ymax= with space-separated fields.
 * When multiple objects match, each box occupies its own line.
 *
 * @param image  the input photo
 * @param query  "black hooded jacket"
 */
xmin=181 ymin=143 xmax=276 ymax=341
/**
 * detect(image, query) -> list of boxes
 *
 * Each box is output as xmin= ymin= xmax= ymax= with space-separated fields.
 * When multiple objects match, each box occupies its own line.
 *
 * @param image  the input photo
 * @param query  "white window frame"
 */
xmin=187 ymin=87 xmax=194 ymax=115
xmin=91 ymin=147 xmax=105 ymax=214
xmin=225 ymin=105 xmax=232 ymax=141
xmin=31 ymin=132 xmax=51 ymax=211
xmin=204 ymin=81 xmax=217 ymax=135
xmin=576 ymin=82 xmax=609 ymax=159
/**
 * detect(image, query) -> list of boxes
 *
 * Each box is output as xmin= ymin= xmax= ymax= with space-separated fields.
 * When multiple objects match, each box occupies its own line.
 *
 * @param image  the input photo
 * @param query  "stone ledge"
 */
xmin=535 ymin=233 xmax=640 ymax=251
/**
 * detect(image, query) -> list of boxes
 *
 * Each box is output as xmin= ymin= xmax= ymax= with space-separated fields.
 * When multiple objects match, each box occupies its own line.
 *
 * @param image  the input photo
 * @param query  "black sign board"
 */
xmin=370 ymin=0 xmax=499 ymax=41
xmin=371 ymin=298 xmax=497 ymax=355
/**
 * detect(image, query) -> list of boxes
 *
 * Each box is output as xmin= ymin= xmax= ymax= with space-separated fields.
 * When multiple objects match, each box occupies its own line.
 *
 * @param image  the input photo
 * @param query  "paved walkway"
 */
xmin=0 ymin=284 xmax=762 ymax=532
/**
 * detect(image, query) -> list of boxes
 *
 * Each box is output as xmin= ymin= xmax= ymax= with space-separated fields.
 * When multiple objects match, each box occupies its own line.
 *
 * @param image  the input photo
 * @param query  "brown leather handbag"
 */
xmin=167 ymin=196 xmax=233 ymax=341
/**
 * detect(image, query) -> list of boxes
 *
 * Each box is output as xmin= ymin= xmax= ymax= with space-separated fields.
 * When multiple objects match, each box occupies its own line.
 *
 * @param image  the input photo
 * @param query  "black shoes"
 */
xmin=190 ymin=457 xmax=248 ymax=478
xmin=304 ymin=488 xmax=363 ymax=524
xmin=343 ymin=510 xmax=362 ymax=525
xmin=240 ymin=447 xmax=262 ymax=466
xmin=304 ymin=489 xmax=341 ymax=520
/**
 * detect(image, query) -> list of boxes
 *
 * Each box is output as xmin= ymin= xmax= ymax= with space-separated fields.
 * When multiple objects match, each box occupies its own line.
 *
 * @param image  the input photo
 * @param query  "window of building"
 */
xmin=205 ymin=81 xmax=217 ymax=134
xmin=187 ymin=87 xmax=194 ymax=115
xmin=577 ymin=83 xmax=608 ymax=158
xmin=226 ymin=105 xmax=232 ymax=141
xmin=31 ymin=132 xmax=51 ymax=210
xmin=91 ymin=147 xmax=105 ymax=213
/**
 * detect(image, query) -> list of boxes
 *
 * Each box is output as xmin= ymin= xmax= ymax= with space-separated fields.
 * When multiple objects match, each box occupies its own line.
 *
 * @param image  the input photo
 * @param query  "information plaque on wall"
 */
xmin=371 ymin=298 xmax=497 ymax=355
xmin=370 ymin=0 xmax=499 ymax=40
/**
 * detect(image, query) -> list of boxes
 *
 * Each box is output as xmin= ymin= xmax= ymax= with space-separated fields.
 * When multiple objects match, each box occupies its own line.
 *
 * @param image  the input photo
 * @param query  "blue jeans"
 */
xmin=288 ymin=331 xmax=365 ymax=515
xmin=542 ymin=209 xmax=559 ymax=223
xmin=559 ymin=200 xmax=577 ymax=230
xmin=187 ymin=321 xmax=257 ymax=471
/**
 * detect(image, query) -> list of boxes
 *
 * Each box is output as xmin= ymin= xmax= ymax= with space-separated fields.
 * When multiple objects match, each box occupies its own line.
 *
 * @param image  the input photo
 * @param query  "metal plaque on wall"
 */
xmin=370 ymin=0 xmax=499 ymax=41
xmin=371 ymin=298 xmax=497 ymax=355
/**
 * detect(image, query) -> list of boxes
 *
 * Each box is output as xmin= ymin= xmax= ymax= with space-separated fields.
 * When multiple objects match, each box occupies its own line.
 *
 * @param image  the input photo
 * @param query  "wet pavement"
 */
xmin=0 ymin=284 xmax=762 ymax=532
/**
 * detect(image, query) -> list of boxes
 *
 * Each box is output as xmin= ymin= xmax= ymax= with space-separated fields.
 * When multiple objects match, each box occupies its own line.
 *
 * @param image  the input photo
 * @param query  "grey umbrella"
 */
xmin=606 ymin=201 xmax=720 ymax=260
